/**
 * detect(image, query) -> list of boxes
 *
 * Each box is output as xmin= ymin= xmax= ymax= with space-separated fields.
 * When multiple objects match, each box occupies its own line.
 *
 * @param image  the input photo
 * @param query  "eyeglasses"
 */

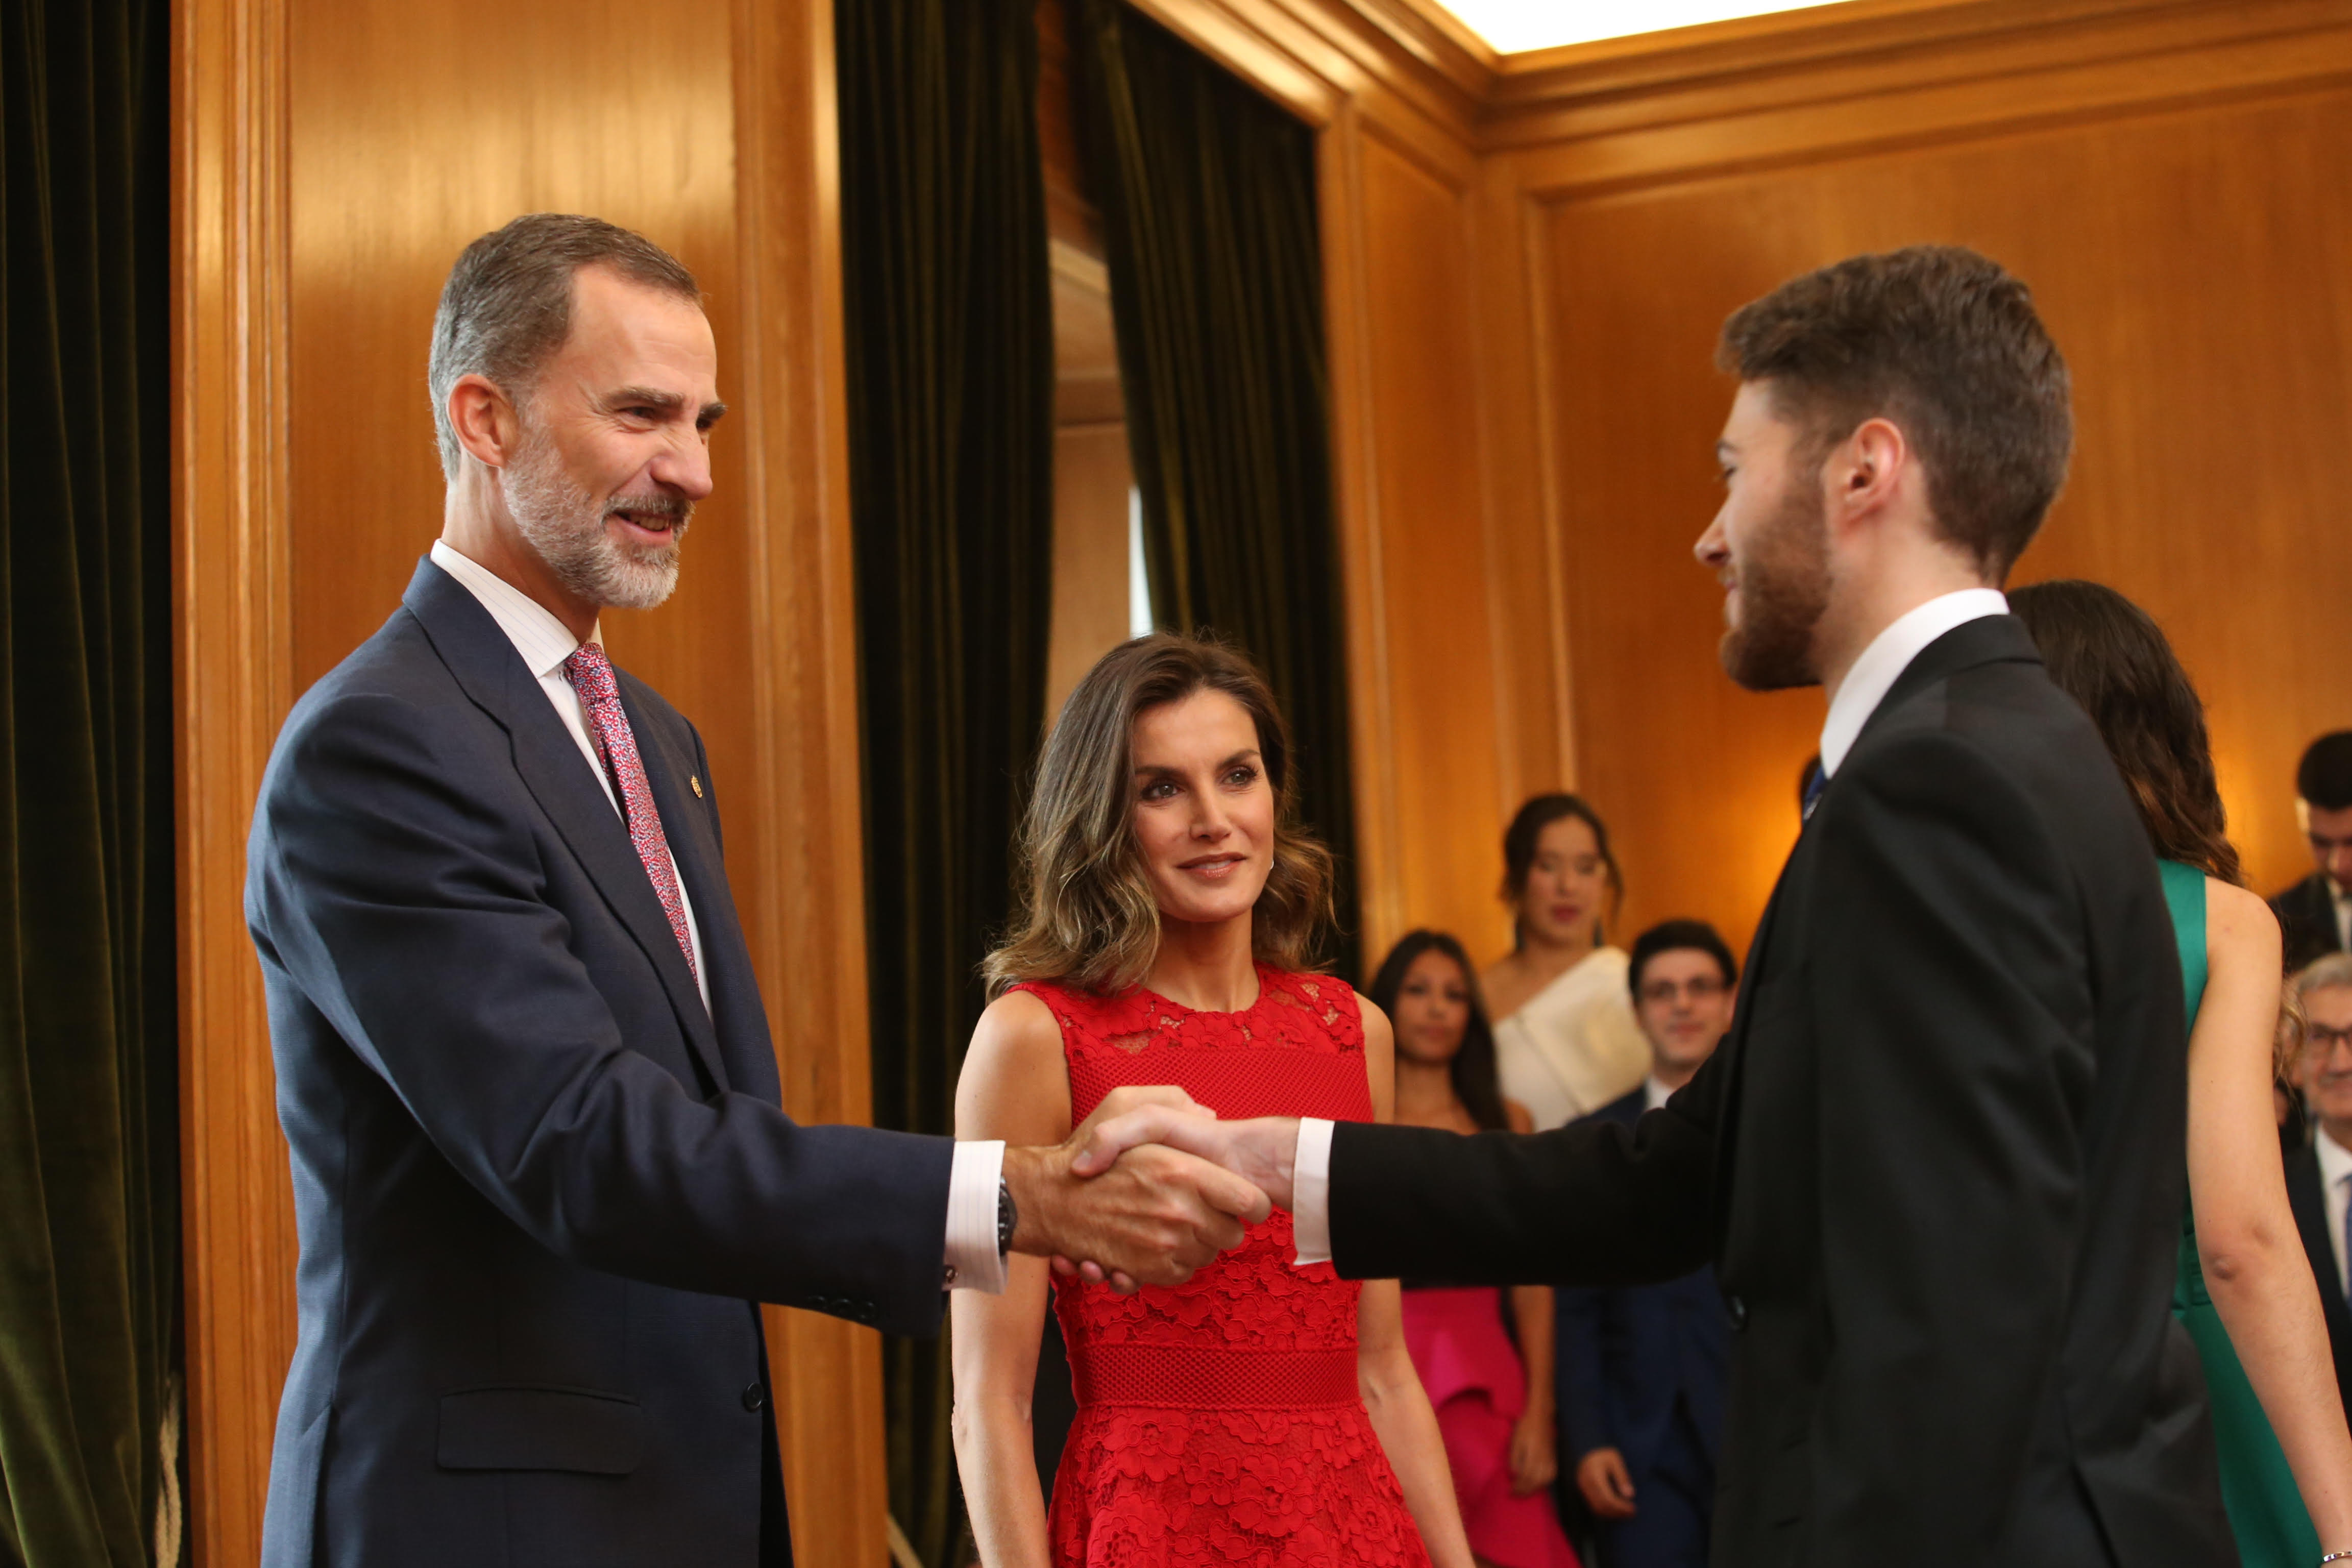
xmin=2309 ymin=1023 xmax=2352 ymax=1053
xmin=1639 ymin=977 xmax=1726 ymax=1006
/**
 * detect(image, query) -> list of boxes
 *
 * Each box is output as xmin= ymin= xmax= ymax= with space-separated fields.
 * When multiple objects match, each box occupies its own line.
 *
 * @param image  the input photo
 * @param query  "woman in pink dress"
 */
xmin=950 ymin=633 xmax=1476 ymax=1567
xmin=1370 ymin=930 xmax=1581 ymax=1568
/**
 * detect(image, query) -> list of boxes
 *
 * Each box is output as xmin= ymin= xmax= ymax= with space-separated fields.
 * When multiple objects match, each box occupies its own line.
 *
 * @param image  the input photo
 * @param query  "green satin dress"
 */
xmin=2163 ymin=856 xmax=2320 ymax=1567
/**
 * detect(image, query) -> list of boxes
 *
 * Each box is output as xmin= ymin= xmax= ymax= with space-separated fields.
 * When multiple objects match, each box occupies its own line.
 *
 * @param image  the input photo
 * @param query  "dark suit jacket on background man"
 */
xmin=248 ymin=559 xmax=954 ymax=1566
xmin=2274 ymin=873 xmax=2346 ymax=977
xmin=1322 ymin=617 xmax=2231 ymax=1568
xmin=2287 ymin=1138 xmax=2352 ymax=1428
xmin=1555 ymin=1086 xmax=1728 ymax=1535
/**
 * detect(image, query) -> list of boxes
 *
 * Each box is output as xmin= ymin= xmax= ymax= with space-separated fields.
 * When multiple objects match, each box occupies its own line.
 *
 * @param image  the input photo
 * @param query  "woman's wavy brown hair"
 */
xmin=984 ymin=633 xmax=1336 ymax=997
xmin=2008 ymin=579 xmax=2243 ymax=886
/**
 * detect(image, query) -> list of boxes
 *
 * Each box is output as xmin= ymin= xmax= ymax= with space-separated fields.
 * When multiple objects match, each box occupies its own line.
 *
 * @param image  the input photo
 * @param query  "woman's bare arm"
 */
xmin=951 ymin=992 xmax=1072 ymax=1568
xmin=1354 ymin=997 xmax=1477 ymax=1568
xmin=1503 ymin=1098 xmax=1560 ymax=1497
xmin=2189 ymin=878 xmax=2352 ymax=1552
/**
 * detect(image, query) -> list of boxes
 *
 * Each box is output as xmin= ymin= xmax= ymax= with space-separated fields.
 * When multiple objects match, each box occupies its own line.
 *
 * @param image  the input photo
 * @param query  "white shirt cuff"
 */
xmin=944 ymin=1139 xmax=1007 ymax=1293
xmin=1290 ymin=1117 xmax=1335 ymax=1267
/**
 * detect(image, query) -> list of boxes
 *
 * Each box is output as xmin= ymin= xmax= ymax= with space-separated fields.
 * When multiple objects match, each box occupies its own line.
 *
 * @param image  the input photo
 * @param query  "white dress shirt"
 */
xmin=2333 ymin=880 xmax=2352 ymax=956
xmin=1643 ymin=1074 xmax=1675 ymax=1114
xmin=2318 ymin=1124 xmax=2352 ymax=1300
xmin=1290 ymin=588 xmax=2011 ymax=1267
xmin=429 ymin=542 xmax=1007 ymax=1293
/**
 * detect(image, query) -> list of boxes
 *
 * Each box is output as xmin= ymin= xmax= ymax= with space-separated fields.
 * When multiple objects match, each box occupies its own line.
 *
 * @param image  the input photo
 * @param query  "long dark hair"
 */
xmin=1366 ymin=930 xmax=1509 ymax=1133
xmin=2008 ymin=580 xmax=2243 ymax=886
xmin=1501 ymin=794 xmax=1623 ymax=948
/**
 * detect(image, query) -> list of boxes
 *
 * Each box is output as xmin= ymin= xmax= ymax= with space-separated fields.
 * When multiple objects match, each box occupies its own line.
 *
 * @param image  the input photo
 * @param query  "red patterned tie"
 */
xmin=561 ymin=642 xmax=699 ymax=986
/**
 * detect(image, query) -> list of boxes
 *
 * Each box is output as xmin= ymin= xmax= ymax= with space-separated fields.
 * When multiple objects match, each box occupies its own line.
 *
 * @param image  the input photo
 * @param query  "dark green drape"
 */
xmin=0 ymin=0 xmax=180 ymax=1563
xmin=1072 ymin=0 xmax=1361 ymax=981
xmin=837 ymin=1 xmax=1056 ymax=1562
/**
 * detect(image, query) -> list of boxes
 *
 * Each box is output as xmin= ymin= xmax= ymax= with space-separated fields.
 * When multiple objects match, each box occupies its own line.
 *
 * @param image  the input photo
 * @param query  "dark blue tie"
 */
xmin=1802 ymin=765 xmax=1827 ymax=821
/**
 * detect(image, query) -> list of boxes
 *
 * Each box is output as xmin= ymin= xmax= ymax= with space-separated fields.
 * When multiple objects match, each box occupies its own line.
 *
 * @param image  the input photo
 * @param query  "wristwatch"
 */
xmin=996 ymin=1178 xmax=1017 ymax=1260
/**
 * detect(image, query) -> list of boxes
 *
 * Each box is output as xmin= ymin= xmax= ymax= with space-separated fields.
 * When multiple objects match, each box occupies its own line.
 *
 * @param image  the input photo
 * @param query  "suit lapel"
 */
xmin=2287 ymin=1147 xmax=2352 ymax=1348
xmin=620 ymin=682 xmax=779 ymax=1104
xmin=401 ymin=559 xmax=732 ymax=1098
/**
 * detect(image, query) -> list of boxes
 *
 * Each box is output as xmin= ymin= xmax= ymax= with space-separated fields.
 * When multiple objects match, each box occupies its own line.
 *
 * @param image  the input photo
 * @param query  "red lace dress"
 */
xmin=1014 ymin=966 xmax=1434 ymax=1568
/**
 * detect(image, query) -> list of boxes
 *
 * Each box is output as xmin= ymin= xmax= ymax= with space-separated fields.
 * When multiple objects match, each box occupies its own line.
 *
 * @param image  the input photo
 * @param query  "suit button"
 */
xmin=1724 ymin=1293 xmax=1749 ymax=1332
xmin=742 ymin=1381 xmax=767 ymax=1413
xmin=856 ymin=1301 xmax=877 ymax=1324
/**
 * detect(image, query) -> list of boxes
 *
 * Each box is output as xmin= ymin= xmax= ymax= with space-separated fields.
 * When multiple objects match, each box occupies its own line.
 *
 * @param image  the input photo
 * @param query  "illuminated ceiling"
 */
xmin=1430 ymin=0 xmax=1849 ymax=55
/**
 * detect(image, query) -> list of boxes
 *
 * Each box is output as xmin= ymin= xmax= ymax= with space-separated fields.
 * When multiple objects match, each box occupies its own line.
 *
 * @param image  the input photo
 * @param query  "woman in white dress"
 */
xmin=1479 ymin=796 xmax=1649 ymax=1132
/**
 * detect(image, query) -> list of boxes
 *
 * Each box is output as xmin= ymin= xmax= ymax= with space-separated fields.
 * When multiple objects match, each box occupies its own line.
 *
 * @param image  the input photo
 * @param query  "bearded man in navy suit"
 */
xmin=246 ymin=214 xmax=1266 ymax=1567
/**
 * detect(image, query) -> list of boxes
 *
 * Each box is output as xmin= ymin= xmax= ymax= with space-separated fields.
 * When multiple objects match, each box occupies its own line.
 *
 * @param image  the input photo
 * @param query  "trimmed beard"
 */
xmin=1718 ymin=468 xmax=1830 ymax=692
xmin=503 ymin=421 xmax=690 ymax=612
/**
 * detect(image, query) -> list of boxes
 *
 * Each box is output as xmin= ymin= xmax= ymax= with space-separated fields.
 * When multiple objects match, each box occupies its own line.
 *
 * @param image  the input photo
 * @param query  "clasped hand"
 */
xmin=1003 ymin=1088 xmax=1301 ymax=1294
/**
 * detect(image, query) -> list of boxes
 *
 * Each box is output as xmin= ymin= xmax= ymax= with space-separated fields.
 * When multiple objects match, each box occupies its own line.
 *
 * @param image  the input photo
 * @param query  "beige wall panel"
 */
xmin=1354 ymin=130 xmax=1512 ymax=966
xmin=1537 ymin=82 xmax=2352 ymax=955
xmin=1047 ymin=423 xmax=1137 ymax=718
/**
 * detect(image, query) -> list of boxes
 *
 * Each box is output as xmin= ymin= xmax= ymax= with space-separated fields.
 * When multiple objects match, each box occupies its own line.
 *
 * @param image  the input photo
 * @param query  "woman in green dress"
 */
xmin=2014 ymin=580 xmax=2352 ymax=1567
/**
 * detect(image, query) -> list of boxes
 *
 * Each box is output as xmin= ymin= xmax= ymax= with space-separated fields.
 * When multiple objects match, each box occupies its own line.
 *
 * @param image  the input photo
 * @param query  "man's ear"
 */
xmin=1831 ymin=416 xmax=1908 ymax=521
xmin=448 ymin=373 xmax=520 ymax=471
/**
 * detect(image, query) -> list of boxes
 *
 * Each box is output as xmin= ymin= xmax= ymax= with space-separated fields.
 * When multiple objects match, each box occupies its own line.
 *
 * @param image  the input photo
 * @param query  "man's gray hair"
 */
xmin=427 ymin=214 xmax=700 ymax=480
xmin=2294 ymin=952 xmax=2352 ymax=999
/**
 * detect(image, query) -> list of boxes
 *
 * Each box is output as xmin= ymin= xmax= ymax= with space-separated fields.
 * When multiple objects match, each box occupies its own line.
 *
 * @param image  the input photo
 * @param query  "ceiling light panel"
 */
xmin=1437 ymin=0 xmax=1848 ymax=55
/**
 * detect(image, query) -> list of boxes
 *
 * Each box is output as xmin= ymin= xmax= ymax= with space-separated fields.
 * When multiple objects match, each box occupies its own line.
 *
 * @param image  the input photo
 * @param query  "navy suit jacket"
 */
xmin=247 ymin=559 xmax=954 ymax=1567
xmin=1555 ymin=1087 xmax=1728 ymax=1485
xmin=2285 ymin=1142 xmax=2352 ymax=1427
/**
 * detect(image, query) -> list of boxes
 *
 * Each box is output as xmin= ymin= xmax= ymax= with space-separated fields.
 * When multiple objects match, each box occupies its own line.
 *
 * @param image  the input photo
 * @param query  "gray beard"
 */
xmin=504 ymin=428 xmax=689 ymax=612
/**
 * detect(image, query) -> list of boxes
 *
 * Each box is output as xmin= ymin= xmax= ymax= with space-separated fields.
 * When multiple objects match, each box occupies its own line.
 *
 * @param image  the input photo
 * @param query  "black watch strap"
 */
xmin=996 ymin=1177 xmax=1017 ymax=1259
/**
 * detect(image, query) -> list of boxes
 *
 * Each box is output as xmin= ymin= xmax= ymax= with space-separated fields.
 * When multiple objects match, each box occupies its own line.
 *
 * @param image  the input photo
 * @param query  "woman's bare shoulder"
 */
xmin=955 ymin=990 xmax=1072 ymax=1140
xmin=1482 ymin=954 xmax=1534 ymax=1020
xmin=2206 ymin=877 xmax=2284 ymax=973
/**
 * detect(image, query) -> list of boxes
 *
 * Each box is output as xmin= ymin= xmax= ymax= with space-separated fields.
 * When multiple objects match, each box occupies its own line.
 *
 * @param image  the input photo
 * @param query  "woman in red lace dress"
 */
xmin=952 ymin=634 xmax=1475 ymax=1568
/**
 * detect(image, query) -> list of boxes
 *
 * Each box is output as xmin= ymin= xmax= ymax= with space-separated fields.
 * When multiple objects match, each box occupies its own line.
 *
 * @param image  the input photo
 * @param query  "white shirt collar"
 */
xmin=1818 ymin=588 xmax=2009 ymax=778
xmin=429 ymin=538 xmax=600 ymax=678
xmin=2319 ymin=1124 xmax=2352 ymax=1189
xmin=1643 ymin=1074 xmax=1675 ymax=1113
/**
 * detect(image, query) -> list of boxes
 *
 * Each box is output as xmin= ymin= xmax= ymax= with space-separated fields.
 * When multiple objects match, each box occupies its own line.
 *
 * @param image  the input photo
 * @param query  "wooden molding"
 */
xmin=173 ymin=0 xmax=298 ymax=1561
xmin=728 ymin=1 xmax=892 ymax=1560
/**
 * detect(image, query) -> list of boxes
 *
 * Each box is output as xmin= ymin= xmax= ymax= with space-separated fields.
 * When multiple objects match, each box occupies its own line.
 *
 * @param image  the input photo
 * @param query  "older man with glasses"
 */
xmin=2290 ymin=953 xmax=2352 ymax=1435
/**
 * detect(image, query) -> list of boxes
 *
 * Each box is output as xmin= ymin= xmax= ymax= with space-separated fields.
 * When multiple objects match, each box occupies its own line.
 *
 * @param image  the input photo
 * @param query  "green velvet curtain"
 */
xmin=1071 ymin=0 xmax=1361 ymax=981
xmin=837 ymin=1 xmax=1056 ymax=1561
xmin=0 ymin=0 xmax=181 ymax=1563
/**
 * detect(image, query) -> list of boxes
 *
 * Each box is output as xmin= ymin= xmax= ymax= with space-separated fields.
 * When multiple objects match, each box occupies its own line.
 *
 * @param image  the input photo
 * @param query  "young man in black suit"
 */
xmin=246 ymin=216 xmax=1265 ymax=1567
xmin=2275 ymin=734 xmax=2352 ymax=974
xmin=2289 ymin=954 xmax=2352 ymax=1429
xmin=1077 ymin=246 xmax=2241 ymax=1566
xmin=1558 ymin=920 xmax=1737 ymax=1567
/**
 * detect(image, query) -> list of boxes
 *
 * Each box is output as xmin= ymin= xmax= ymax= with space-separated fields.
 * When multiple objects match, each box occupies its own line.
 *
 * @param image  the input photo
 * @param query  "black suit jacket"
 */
xmin=1554 ymin=1088 xmax=1728 ymax=1490
xmin=1327 ymin=617 xmax=2231 ymax=1568
xmin=247 ymin=559 xmax=954 ymax=1567
xmin=2273 ymin=872 xmax=2343 ymax=976
xmin=2285 ymin=1142 xmax=2352 ymax=1424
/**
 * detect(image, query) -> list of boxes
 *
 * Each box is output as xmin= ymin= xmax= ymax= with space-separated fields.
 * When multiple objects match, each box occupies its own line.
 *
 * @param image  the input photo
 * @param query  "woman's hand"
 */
xmin=1508 ymin=1406 xmax=1558 ymax=1496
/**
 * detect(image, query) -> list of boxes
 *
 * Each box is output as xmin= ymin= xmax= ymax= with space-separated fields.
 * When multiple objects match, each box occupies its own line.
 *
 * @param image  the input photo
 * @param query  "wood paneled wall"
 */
xmin=1471 ymin=0 xmax=2352 ymax=953
xmin=176 ymin=0 xmax=886 ymax=1562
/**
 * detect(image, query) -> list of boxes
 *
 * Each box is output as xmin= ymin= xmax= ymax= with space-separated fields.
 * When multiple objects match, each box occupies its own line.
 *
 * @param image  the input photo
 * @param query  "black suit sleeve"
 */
xmin=1802 ymin=729 xmax=2094 ymax=1554
xmin=1326 ymin=1058 xmax=1719 ymax=1286
xmin=250 ymin=690 xmax=952 ymax=1334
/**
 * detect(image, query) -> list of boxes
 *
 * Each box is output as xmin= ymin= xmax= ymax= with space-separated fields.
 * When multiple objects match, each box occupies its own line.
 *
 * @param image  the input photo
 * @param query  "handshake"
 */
xmin=1001 ymin=1089 xmax=1305 ymax=1293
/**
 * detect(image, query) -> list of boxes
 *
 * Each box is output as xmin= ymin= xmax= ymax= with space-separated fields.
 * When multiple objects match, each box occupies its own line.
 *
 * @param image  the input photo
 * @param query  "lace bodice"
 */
xmin=1015 ymin=967 xmax=1431 ymax=1567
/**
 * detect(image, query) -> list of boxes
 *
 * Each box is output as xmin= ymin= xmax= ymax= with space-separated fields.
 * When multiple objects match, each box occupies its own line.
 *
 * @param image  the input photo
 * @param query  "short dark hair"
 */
xmin=429 ymin=213 xmax=701 ymax=480
xmin=1628 ymin=919 xmax=1738 ymax=999
xmin=1366 ymin=930 xmax=1509 ymax=1133
xmin=2298 ymin=732 xmax=2352 ymax=812
xmin=2009 ymin=579 xmax=2241 ymax=886
xmin=1718 ymin=244 xmax=2071 ymax=580
xmin=1501 ymin=794 xmax=1622 ymax=945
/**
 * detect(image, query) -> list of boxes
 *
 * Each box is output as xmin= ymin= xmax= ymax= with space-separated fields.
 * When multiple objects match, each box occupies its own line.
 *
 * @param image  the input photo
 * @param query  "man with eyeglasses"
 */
xmin=2290 ymin=953 xmax=2352 ymax=1434
xmin=1555 ymin=919 xmax=1739 ymax=1567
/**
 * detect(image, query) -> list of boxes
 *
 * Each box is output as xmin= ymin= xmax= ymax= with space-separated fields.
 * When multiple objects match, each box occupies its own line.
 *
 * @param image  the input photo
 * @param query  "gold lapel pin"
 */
xmin=690 ymin=775 xmax=703 ymax=798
